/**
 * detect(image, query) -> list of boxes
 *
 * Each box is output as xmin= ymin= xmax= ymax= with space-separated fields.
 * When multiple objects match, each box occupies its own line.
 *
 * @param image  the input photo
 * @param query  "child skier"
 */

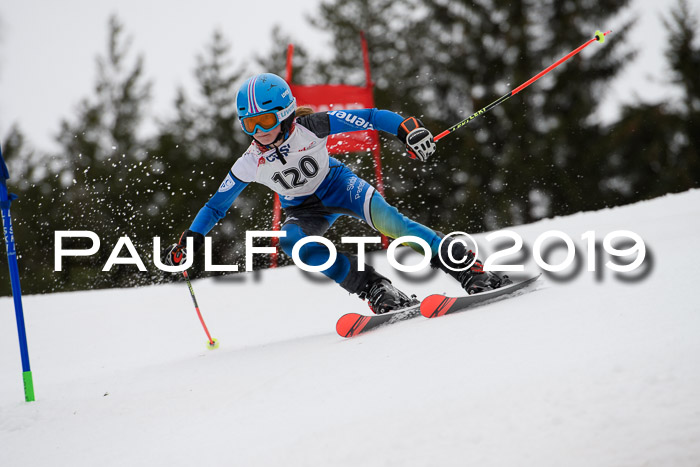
xmin=164 ymin=73 xmax=508 ymax=314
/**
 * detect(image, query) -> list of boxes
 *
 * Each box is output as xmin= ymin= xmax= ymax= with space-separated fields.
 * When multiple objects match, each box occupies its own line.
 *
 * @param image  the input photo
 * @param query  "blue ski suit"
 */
xmin=189 ymin=109 xmax=442 ymax=293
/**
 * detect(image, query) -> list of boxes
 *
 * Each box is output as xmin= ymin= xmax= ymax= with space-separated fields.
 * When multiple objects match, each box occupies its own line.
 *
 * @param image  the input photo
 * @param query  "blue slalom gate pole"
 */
xmin=0 ymin=144 xmax=35 ymax=402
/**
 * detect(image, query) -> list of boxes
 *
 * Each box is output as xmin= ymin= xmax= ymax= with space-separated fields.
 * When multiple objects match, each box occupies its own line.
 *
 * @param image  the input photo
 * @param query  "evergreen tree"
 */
xmin=311 ymin=0 xmax=634 ymax=232
xmin=603 ymin=0 xmax=700 ymax=202
xmin=255 ymin=26 xmax=316 ymax=85
xmin=604 ymin=102 xmax=686 ymax=200
xmin=663 ymin=0 xmax=700 ymax=186
xmin=150 ymin=31 xmax=260 ymax=277
xmin=52 ymin=15 xmax=154 ymax=291
xmin=664 ymin=0 xmax=700 ymax=115
xmin=158 ymin=30 xmax=247 ymax=163
xmin=308 ymin=0 xmax=431 ymax=240
xmin=1 ymin=124 xmax=79 ymax=296
xmin=0 ymin=126 xmax=46 ymax=296
xmin=2 ymin=125 xmax=35 ymax=190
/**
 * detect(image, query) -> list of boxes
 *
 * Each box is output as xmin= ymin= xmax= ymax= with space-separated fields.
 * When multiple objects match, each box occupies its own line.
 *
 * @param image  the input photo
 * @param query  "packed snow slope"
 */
xmin=2 ymin=190 xmax=699 ymax=467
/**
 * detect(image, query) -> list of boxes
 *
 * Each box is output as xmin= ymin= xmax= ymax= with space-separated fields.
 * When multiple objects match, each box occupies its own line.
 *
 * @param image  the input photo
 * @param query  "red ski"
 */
xmin=336 ymin=303 xmax=421 ymax=338
xmin=420 ymin=275 xmax=541 ymax=318
xmin=336 ymin=275 xmax=541 ymax=338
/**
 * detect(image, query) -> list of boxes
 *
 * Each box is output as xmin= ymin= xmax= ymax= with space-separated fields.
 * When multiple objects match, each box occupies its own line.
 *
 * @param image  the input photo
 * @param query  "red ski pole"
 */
xmin=434 ymin=30 xmax=611 ymax=142
xmin=183 ymin=270 xmax=219 ymax=350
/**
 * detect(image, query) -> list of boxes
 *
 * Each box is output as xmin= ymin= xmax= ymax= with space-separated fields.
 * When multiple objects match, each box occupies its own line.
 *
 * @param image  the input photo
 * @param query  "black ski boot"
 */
xmin=339 ymin=258 xmax=417 ymax=314
xmin=430 ymin=236 xmax=512 ymax=295
xmin=454 ymin=259 xmax=510 ymax=294
xmin=358 ymin=275 xmax=418 ymax=315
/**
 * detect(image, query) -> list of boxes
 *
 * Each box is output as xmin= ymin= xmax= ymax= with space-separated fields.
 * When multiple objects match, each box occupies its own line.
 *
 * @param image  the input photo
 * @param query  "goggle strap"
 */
xmin=276 ymin=98 xmax=297 ymax=121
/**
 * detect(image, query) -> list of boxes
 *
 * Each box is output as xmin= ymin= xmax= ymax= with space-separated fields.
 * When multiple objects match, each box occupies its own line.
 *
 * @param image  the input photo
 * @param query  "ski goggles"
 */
xmin=240 ymin=99 xmax=297 ymax=136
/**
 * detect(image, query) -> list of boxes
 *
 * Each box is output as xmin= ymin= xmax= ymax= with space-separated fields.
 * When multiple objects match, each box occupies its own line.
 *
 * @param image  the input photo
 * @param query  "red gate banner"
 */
xmin=289 ymin=84 xmax=381 ymax=155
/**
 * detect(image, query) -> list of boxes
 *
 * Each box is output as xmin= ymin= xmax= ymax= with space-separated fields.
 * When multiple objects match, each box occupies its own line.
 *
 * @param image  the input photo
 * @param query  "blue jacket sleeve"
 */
xmin=327 ymin=109 xmax=404 ymax=136
xmin=189 ymin=171 xmax=248 ymax=235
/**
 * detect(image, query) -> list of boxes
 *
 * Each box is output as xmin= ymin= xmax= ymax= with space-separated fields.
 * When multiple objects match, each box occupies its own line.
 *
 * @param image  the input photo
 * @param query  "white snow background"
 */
xmin=1 ymin=189 xmax=700 ymax=466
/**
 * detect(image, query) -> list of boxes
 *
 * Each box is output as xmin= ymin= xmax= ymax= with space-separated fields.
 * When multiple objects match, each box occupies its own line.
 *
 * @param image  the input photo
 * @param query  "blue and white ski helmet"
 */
xmin=236 ymin=73 xmax=296 ymax=134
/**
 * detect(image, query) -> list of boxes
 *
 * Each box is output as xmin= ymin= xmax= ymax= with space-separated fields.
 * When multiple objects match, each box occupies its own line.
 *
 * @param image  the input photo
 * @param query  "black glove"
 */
xmin=397 ymin=117 xmax=437 ymax=162
xmin=163 ymin=229 xmax=205 ymax=266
